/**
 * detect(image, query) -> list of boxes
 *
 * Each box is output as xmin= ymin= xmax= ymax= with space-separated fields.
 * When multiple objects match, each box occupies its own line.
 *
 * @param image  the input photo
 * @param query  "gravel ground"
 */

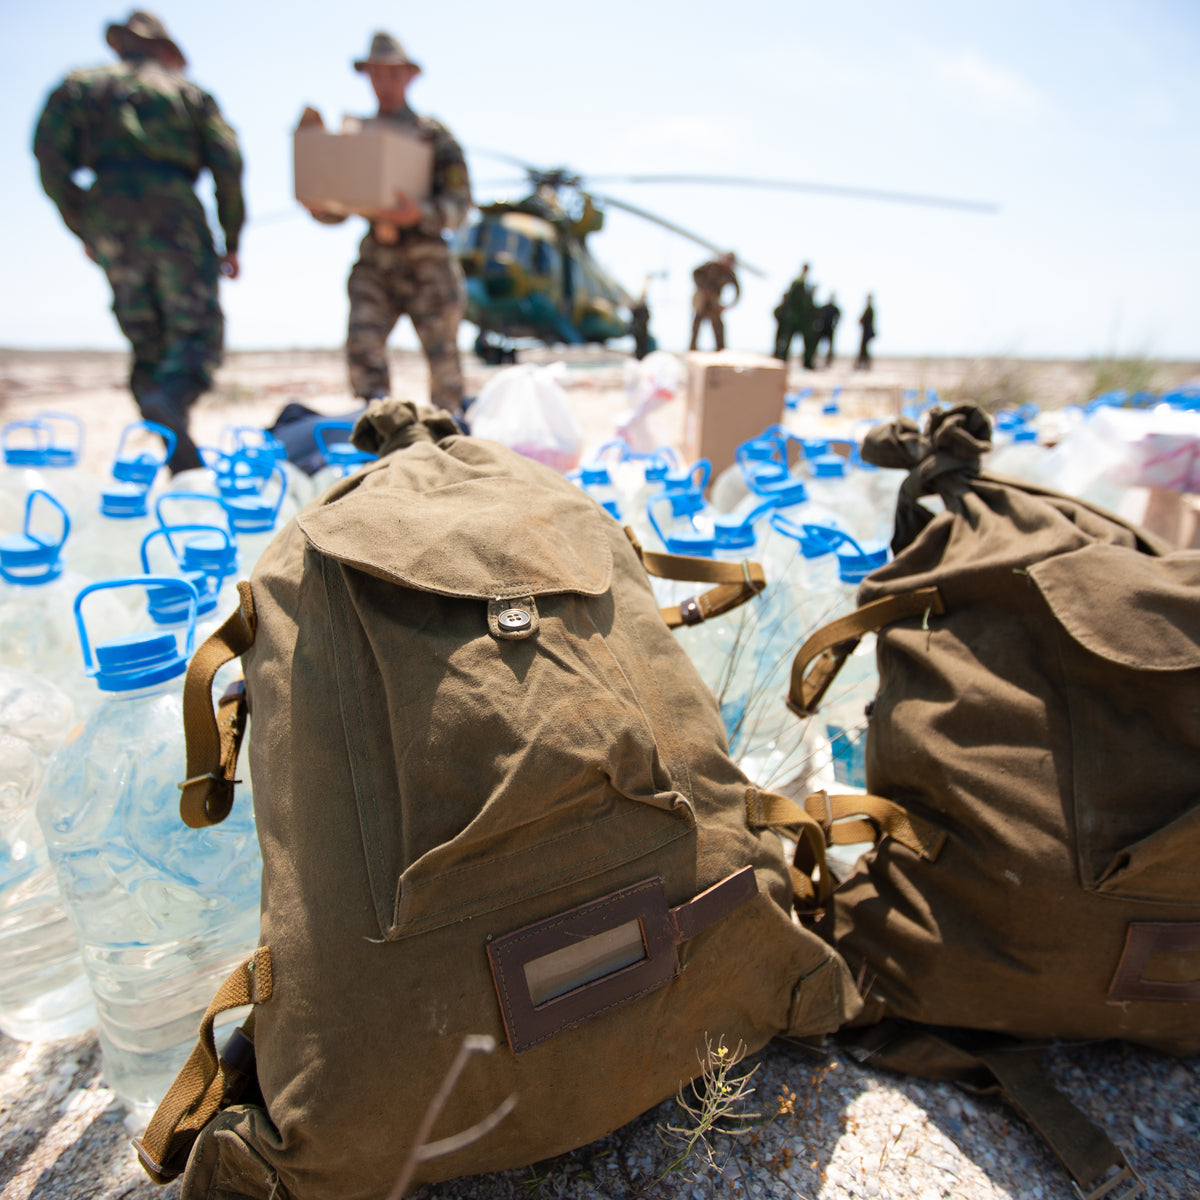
xmin=2 ymin=349 xmax=1199 ymax=1200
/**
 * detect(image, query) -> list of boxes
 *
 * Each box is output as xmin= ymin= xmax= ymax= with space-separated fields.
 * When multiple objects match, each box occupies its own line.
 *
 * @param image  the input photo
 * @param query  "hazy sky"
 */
xmin=4 ymin=0 xmax=1198 ymax=361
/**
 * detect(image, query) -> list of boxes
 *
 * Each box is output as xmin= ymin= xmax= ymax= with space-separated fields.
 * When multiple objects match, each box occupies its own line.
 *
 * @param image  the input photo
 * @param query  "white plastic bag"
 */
xmin=615 ymin=351 xmax=683 ymax=453
xmin=467 ymin=364 xmax=584 ymax=474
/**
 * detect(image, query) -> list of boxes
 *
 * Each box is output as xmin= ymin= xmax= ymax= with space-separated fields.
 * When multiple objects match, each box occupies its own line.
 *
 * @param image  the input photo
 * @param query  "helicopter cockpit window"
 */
xmin=532 ymin=240 xmax=556 ymax=277
xmin=510 ymin=233 xmax=536 ymax=269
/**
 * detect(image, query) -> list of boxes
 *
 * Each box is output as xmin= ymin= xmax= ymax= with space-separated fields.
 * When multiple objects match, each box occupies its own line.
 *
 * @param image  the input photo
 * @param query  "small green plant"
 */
xmin=656 ymin=1036 xmax=760 ymax=1184
xmin=942 ymin=356 xmax=1036 ymax=415
xmin=1086 ymin=354 xmax=1158 ymax=402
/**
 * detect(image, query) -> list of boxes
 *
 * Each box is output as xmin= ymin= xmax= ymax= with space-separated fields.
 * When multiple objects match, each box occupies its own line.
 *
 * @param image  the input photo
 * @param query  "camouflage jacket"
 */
xmin=33 ymin=55 xmax=244 ymax=252
xmin=316 ymin=104 xmax=472 ymax=240
xmin=692 ymin=259 xmax=740 ymax=305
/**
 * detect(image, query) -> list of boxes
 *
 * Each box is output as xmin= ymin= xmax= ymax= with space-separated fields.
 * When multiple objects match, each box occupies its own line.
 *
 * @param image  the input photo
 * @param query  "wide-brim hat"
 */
xmin=354 ymin=31 xmax=421 ymax=74
xmin=105 ymin=10 xmax=186 ymax=66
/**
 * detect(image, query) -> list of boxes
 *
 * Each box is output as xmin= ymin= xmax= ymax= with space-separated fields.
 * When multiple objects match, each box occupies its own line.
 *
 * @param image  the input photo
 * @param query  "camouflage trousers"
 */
xmin=347 ymin=233 xmax=465 ymax=412
xmin=689 ymin=292 xmax=726 ymax=352
xmin=93 ymin=207 xmax=223 ymax=407
xmin=91 ymin=202 xmax=222 ymax=472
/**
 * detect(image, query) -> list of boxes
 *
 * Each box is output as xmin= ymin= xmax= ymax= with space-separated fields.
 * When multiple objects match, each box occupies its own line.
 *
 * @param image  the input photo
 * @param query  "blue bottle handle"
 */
xmin=155 ymin=490 xmax=233 ymax=534
xmin=139 ymin=523 xmax=235 ymax=580
xmin=74 ymin=575 xmax=199 ymax=676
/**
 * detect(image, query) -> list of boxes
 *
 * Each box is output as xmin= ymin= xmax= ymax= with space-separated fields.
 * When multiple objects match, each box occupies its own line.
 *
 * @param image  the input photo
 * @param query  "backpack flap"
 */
xmin=1029 ymin=544 xmax=1200 ymax=909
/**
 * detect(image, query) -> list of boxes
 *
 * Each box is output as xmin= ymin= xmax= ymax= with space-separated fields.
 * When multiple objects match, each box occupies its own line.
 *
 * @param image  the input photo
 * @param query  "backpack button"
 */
xmin=497 ymin=607 xmax=532 ymax=631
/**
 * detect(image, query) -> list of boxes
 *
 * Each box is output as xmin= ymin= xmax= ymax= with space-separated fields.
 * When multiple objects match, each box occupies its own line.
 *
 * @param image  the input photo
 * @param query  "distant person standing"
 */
xmin=301 ymin=32 xmax=471 ymax=418
xmin=689 ymin=252 xmax=739 ymax=351
xmin=856 ymin=294 xmax=877 ymax=370
xmin=773 ymin=263 xmax=818 ymax=369
xmin=33 ymin=10 xmax=244 ymax=474
xmin=630 ymin=286 xmax=653 ymax=360
xmin=816 ymin=294 xmax=841 ymax=368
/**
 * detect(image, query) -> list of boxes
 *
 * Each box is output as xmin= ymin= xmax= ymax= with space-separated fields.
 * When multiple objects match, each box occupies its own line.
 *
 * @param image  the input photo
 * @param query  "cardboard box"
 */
xmin=293 ymin=117 xmax=433 ymax=216
xmin=683 ymin=352 xmax=788 ymax=489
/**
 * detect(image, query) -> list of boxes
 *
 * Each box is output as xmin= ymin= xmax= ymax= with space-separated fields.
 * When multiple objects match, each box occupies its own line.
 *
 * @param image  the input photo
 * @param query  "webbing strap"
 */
xmin=803 ymin=791 xmax=947 ymax=861
xmin=840 ymin=1024 xmax=1142 ymax=1200
xmin=179 ymin=581 xmax=256 ymax=829
xmin=133 ymin=947 xmax=273 ymax=1184
xmin=624 ymin=527 xmax=767 ymax=628
xmin=787 ymin=587 xmax=945 ymax=716
xmin=744 ymin=788 xmax=835 ymax=907
xmin=977 ymin=1048 xmax=1141 ymax=1199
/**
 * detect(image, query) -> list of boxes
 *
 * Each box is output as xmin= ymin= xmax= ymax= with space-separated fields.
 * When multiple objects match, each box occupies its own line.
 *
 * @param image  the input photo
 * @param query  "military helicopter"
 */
xmin=455 ymin=154 xmax=996 ymax=364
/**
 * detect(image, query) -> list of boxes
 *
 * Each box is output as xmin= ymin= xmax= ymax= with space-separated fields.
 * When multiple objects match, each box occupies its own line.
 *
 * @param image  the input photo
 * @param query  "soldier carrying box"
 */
xmin=300 ymin=32 xmax=472 ymax=420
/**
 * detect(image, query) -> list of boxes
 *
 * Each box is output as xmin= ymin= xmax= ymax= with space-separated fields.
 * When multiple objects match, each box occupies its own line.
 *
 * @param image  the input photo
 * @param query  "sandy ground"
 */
xmin=1 ymin=347 xmax=1199 ymax=1200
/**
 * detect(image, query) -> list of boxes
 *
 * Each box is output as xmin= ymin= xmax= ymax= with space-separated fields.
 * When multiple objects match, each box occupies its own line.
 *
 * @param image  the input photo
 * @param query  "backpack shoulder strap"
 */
xmin=624 ymin=527 xmax=767 ymax=628
xmin=839 ymin=1022 xmax=1142 ymax=1200
xmin=179 ymin=581 xmax=257 ymax=829
xmin=787 ymin=586 xmax=944 ymax=716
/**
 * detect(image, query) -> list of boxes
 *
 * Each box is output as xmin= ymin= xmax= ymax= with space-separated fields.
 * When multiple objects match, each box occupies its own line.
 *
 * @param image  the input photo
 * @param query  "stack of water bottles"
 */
xmin=571 ymin=425 xmax=904 ymax=802
xmin=0 ymin=410 xmax=266 ymax=1133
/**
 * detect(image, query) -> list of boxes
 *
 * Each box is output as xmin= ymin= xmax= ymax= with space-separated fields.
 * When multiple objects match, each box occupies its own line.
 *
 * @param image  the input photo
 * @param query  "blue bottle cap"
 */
xmin=75 ymin=577 xmax=197 ymax=691
xmin=577 ymin=463 xmax=612 ymax=486
xmin=223 ymin=466 xmax=287 ymax=534
xmin=111 ymin=421 xmax=175 ymax=486
xmin=713 ymin=516 xmax=757 ymax=550
xmin=99 ymin=481 xmax=151 ymax=519
xmin=837 ymin=541 xmax=889 ymax=584
xmin=145 ymin=573 xmax=218 ymax=624
xmin=751 ymin=476 xmax=808 ymax=507
xmin=2 ymin=418 xmax=54 ymax=467
xmin=0 ymin=489 xmax=70 ymax=585
xmin=664 ymin=529 xmax=716 ymax=556
xmin=0 ymin=531 xmax=65 ymax=585
xmin=811 ymin=455 xmax=847 ymax=479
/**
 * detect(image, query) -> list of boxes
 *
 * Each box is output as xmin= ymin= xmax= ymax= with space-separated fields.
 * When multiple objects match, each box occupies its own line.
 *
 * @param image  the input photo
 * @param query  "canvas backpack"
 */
xmin=135 ymin=401 xmax=863 ymax=1199
xmin=786 ymin=404 xmax=1200 ymax=1197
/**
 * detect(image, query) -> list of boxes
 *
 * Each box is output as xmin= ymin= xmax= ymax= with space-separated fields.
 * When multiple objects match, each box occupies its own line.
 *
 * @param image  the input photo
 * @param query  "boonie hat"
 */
xmin=105 ymin=10 xmax=186 ymax=66
xmin=354 ymin=31 xmax=421 ymax=74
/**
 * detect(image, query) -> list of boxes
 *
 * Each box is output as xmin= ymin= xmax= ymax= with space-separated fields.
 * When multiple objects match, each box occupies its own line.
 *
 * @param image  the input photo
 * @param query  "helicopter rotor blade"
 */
xmin=588 ymin=191 xmax=768 ymax=278
xmin=585 ymin=174 xmax=999 ymax=214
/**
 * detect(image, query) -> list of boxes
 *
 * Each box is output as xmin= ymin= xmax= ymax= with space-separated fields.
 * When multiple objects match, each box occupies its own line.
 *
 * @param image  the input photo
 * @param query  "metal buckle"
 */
xmin=130 ymin=1137 xmax=168 ymax=1178
xmin=808 ymin=789 xmax=835 ymax=834
xmin=177 ymin=771 xmax=240 ymax=792
xmin=1073 ymin=1163 xmax=1143 ymax=1200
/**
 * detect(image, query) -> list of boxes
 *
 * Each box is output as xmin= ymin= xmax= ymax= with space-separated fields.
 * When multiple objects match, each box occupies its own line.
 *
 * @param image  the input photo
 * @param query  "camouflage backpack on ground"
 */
xmin=136 ymin=401 xmax=862 ymax=1199
xmin=788 ymin=405 xmax=1200 ymax=1198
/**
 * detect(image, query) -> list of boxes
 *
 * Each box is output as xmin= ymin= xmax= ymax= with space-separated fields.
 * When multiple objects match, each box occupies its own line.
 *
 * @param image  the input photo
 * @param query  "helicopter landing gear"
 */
xmin=473 ymin=333 xmax=518 ymax=366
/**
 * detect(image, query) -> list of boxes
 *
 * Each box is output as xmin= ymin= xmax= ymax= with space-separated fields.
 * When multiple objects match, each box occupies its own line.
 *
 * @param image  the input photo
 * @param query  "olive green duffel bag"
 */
xmin=136 ymin=401 xmax=863 ymax=1199
xmin=788 ymin=404 xmax=1200 ymax=1198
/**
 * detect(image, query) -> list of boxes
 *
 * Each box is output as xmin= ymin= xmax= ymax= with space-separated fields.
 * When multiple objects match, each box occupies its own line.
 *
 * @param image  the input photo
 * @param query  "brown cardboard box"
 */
xmin=293 ymin=118 xmax=433 ymax=216
xmin=683 ymin=352 xmax=788 ymax=489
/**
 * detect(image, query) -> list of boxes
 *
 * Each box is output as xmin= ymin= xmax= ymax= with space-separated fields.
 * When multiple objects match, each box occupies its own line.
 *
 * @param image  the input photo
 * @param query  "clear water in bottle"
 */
xmin=36 ymin=578 xmax=262 ymax=1130
xmin=0 ymin=666 xmax=96 ymax=1041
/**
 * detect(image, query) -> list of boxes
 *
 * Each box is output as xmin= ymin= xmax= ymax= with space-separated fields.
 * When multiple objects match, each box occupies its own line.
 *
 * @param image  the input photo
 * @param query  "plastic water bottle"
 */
xmin=0 ymin=489 xmax=128 ymax=715
xmin=37 ymin=577 xmax=262 ymax=1131
xmin=0 ymin=666 xmax=96 ymax=1041
xmin=221 ymin=464 xmax=297 ymax=574
xmin=1 ymin=416 xmax=101 ymax=534
xmin=568 ymin=461 xmax=622 ymax=519
xmin=616 ymin=447 xmax=678 ymax=546
xmin=67 ymin=478 xmax=160 ymax=586
xmin=805 ymin=535 xmax=890 ymax=796
xmin=308 ymin=419 xmax=376 ymax=498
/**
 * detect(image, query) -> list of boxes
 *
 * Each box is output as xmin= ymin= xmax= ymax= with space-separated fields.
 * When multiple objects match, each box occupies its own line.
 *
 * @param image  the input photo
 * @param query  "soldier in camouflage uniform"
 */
xmin=33 ymin=11 xmax=243 ymax=473
xmin=303 ymin=32 xmax=471 ymax=417
xmin=773 ymin=263 xmax=818 ymax=369
xmin=689 ymin=253 xmax=739 ymax=351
